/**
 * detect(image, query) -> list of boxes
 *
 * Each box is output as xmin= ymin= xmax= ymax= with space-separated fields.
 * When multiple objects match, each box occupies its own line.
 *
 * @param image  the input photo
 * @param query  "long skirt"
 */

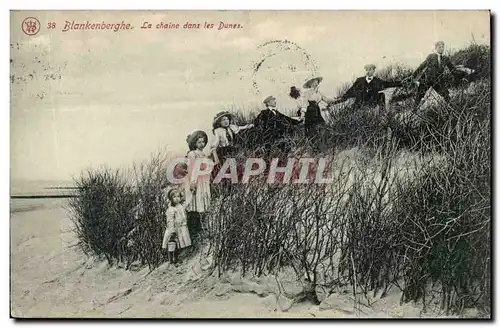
xmin=212 ymin=146 xmax=245 ymax=185
xmin=187 ymin=212 xmax=202 ymax=240
xmin=304 ymin=101 xmax=325 ymax=136
xmin=304 ymin=101 xmax=326 ymax=152
xmin=212 ymin=146 xmax=237 ymax=178
xmin=186 ymin=178 xmax=211 ymax=213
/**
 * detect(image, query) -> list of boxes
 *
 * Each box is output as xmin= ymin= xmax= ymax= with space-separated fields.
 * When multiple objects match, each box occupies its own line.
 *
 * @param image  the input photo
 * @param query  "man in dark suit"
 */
xmin=412 ymin=41 xmax=461 ymax=105
xmin=253 ymin=95 xmax=301 ymax=156
xmin=338 ymin=64 xmax=402 ymax=110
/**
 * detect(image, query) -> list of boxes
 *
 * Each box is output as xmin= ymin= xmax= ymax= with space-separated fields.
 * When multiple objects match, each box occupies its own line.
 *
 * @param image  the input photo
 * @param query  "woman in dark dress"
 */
xmin=302 ymin=77 xmax=334 ymax=136
xmin=293 ymin=77 xmax=334 ymax=151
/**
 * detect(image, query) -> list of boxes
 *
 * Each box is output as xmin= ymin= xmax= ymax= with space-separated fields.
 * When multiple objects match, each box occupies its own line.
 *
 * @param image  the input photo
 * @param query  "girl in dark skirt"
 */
xmin=210 ymin=111 xmax=254 ymax=182
xmin=304 ymin=101 xmax=323 ymax=138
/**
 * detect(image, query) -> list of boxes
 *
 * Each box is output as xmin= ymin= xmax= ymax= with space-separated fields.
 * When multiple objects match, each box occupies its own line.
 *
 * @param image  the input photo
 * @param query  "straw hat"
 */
xmin=303 ymin=77 xmax=323 ymax=89
xmin=186 ymin=130 xmax=208 ymax=150
xmin=212 ymin=111 xmax=234 ymax=129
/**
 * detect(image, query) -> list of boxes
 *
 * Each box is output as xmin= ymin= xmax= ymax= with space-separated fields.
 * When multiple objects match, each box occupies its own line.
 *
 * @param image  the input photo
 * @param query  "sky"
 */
xmin=10 ymin=10 xmax=490 ymax=182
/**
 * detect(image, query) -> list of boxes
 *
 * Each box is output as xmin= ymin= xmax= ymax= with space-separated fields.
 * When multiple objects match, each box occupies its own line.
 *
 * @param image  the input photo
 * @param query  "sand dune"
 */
xmin=11 ymin=199 xmax=469 ymax=319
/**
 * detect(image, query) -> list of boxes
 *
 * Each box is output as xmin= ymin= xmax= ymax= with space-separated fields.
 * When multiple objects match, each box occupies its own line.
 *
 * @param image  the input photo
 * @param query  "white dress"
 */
xmin=162 ymin=204 xmax=192 ymax=249
xmin=186 ymin=149 xmax=211 ymax=213
xmin=161 ymin=187 xmax=193 ymax=250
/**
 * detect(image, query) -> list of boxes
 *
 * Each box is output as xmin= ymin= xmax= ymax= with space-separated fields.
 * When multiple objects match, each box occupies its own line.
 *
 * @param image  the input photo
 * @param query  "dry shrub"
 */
xmin=68 ymin=168 xmax=137 ymax=264
xmin=69 ymin=152 xmax=178 ymax=270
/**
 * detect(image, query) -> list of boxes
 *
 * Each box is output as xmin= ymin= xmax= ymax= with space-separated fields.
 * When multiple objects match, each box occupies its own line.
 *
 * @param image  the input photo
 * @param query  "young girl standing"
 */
xmin=185 ymin=130 xmax=212 ymax=237
xmin=162 ymin=188 xmax=192 ymax=265
xmin=210 ymin=111 xmax=254 ymax=183
xmin=210 ymin=111 xmax=254 ymax=165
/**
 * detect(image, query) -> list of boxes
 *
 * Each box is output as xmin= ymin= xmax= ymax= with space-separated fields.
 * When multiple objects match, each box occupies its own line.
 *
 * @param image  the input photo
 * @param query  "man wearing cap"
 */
xmin=338 ymin=64 xmax=402 ymax=109
xmin=411 ymin=41 xmax=462 ymax=106
xmin=253 ymin=95 xmax=301 ymax=155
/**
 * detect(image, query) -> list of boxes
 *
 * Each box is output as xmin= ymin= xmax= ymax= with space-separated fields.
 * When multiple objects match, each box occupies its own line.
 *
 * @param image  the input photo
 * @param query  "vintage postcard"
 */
xmin=10 ymin=10 xmax=491 ymax=319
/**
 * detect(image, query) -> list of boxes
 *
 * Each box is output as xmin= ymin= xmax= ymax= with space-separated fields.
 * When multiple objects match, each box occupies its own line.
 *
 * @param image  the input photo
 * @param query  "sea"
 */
xmin=10 ymin=179 xmax=76 ymax=214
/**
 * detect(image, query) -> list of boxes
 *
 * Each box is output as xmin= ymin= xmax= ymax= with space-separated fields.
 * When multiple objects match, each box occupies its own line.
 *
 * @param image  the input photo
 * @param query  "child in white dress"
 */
xmin=162 ymin=188 xmax=192 ymax=264
xmin=185 ymin=130 xmax=212 ymax=235
xmin=185 ymin=130 xmax=211 ymax=213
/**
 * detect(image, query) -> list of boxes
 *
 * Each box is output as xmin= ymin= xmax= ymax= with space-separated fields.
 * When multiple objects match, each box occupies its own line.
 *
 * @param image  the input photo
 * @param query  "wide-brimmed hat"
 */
xmin=303 ymin=77 xmax=323 ymax=89
xmin=186 ymin=130 xmax=208 ymax=150
xmin=173 ymin=162 xmax=188 ymax=178
xmin=212 ymin=111 xmax=234 ymax=128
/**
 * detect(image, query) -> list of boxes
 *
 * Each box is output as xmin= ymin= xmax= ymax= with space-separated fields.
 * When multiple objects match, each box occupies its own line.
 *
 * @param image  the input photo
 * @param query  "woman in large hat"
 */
xmin=301 ymin=76 xmax=335 ymax=150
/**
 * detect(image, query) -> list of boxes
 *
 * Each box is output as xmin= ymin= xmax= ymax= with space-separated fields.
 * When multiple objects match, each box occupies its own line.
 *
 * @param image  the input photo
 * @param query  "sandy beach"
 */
xmin=10 ymin=198 xmax=470 ymax=319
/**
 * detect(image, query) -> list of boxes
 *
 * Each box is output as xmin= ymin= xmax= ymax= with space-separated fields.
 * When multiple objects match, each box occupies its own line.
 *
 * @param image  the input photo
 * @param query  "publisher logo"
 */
xmin=22 ymin=17 xmax=40 ymax=36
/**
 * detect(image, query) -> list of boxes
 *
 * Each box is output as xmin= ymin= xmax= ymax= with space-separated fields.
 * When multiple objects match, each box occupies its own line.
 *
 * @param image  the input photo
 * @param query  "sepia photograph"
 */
xmin=10 ymin=9 xmax=491 ymax=319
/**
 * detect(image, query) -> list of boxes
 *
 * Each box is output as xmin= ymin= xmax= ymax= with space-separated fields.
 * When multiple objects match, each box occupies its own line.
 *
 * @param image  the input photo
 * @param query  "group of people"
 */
xmin=159 ymin=40 xmax=470 ymax=265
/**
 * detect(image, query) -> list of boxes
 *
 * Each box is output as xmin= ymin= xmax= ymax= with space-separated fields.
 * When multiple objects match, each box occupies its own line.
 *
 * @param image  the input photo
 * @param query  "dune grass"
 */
xmin=68 ymin=42 xmax=491 ymax=316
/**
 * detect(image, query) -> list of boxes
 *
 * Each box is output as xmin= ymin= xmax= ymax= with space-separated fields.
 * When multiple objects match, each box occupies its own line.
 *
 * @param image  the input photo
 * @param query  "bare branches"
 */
xmin=67 ymin=44 xmax=490 ymax=317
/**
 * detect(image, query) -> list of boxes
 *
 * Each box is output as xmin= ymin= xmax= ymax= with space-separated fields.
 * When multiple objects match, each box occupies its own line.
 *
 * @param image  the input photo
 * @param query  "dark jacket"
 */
xmin=342 ymin=76 xmax=401 ymax=106
xmin=413 ymin=53 xmax=458 ymax=85
xmin=253 ymin=107 xmax=300 ymax=141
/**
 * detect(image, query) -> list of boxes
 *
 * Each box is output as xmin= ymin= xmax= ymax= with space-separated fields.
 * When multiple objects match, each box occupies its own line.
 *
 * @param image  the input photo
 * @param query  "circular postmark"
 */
xmin=22 ymin=17 xmax=41 ymax=36
xmin=251 ymin=39 xmax=319 ymax=95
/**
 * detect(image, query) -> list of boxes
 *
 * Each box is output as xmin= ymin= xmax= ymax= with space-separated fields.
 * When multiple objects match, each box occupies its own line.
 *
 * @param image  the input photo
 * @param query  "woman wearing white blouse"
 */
xmin=291 ymin=78 xmax=334 ymax=150
xmin=303 ymin=77 xmax=335 ymax=130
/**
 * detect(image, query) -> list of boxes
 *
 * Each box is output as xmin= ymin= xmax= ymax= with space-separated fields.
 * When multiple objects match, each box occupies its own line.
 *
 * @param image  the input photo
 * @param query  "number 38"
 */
xmin=47 ymin=22 xmax=56 ymax=29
